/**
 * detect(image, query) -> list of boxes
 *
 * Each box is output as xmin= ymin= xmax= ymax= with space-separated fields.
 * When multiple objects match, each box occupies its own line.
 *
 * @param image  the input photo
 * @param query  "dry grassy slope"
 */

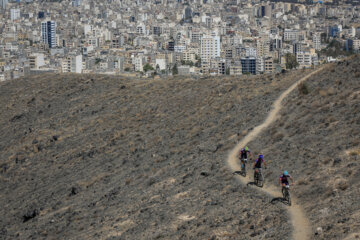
xmin=1 ymin=70 xmax=312 ymax=240
xmin=248 ymin=55 xmax=360 ymax=240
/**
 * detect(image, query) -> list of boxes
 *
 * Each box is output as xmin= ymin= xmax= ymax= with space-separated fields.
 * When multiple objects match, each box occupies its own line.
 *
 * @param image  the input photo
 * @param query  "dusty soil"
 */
xmin=0 ymin=70 xmax=316 ymax=240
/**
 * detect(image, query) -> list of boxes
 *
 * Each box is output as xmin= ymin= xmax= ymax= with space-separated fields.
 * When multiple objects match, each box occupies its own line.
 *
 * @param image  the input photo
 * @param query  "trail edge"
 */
xmin=227 ymin=67 xmax=325 ymax=240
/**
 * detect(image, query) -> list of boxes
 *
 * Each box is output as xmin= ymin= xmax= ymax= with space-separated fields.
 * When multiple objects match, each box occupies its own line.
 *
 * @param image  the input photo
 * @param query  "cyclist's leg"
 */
xmin=258 ymin=168 xmax=263 ymax=179
xmin=254 ymin=167 xmax=258 ymax=179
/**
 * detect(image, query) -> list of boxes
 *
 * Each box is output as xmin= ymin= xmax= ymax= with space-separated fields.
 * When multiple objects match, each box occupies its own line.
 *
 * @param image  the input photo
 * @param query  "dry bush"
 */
xmin=323 ymin=158 xmax=332 ymax=164
xmin=298 ymin=82 xmax=310 ymax=95
xmin=328 ymin=116 xmax=337 ymax=123
xmin=319 ymin=89 xmax=327 ymax=97
xmin=349 ymin=151 xmax=359 ymax=156
xmin=351 ymin=139 xmax=360 ymax=147
xmin=336 ymin=179 xmax=349 ymax=191
xmin=274 ymin=133 xmax=284 ymax=142
xmin=297 ymin=178 xmax=309 ymax=185
xmin=327 ymin=88 xmax=335 ymax=95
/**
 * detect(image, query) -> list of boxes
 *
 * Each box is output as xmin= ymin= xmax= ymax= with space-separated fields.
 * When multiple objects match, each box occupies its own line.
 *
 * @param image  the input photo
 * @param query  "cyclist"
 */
xmin=279 ymin=171 xmax=294 ymax=188
xmin=238 ymin=146 xmax=252 ymax=167
xmin=253 ymin=154 xmax=266 ymax=177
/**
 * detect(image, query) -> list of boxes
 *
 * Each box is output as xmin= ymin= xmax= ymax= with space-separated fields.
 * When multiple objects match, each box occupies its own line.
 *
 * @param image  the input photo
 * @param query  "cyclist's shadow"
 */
xmin=270 ymin=197 xmax=290 ymax=205
xmin=246 ymin=181 xmax=257 ymax=186
xmin=232 ymin=171 xmax=246 ymax=177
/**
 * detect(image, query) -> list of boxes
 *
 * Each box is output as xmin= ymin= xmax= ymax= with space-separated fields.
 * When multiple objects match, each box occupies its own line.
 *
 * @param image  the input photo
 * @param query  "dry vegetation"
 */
xmin=0 ymin=70 xmax=316 ymax=240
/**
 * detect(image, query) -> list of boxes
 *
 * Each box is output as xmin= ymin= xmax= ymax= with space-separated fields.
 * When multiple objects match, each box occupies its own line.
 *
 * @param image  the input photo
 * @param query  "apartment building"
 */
xmin=29 ymin=53 xmax=45 ymax=70
xmin=264 ymin=57 xmax=274 ymax=74
xmin=284 ymin=29 xmax=299 ymax=41
xmin=241 ymin=56 xmax=256 ymax=75
xmin=62 ymin=55 xmax=83 ymax=73
xmin=296 ymin=52 xmax=312 ymax=68
xmin=41 ymin=21 xmax=56 ymax=48
xmin=10 ymin=8 xmax=20 ymax=21
xmin=200 ymin=35 xmax=220 ymax=63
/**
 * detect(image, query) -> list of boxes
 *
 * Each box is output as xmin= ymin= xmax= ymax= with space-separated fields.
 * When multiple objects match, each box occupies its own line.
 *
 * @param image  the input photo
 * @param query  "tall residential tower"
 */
xmin=41 ymin=21 xmax=56 ymax=48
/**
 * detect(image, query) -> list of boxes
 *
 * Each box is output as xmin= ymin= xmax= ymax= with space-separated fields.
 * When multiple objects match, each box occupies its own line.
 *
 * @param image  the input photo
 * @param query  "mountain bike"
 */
xmin=282 ymin=185 xmax=291 ymax=206
xmin=254 ymin=168 xmax=264 ymax=187
xmin=240 ymin=158 xmax=247 ymax=176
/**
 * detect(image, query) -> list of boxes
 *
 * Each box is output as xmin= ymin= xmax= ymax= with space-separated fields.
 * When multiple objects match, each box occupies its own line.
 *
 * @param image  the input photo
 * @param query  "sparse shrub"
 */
xmin=336 ymin=179 xmax=349 ymax=191
xmin=125 ymin=179 xmax=131 ymax=185
xmin=319 ymin=89 xmax=327 ymax=97
xmin=327 ymin=88 xmax=335 ymax=95
xmin=352 ymin=139 xmax=360 ymax=147
xmin=297 ymin=179 xmax=309 ymax=185
xmin=147 ymin=177 xmax=156 ymax=186
xmin=323 ymin=158 xmax=331 ymax=164
xmin=274 ymin=133 xmax=284 ymax=142
xmin=298 ymin=83 xmax=309 ymax=95
xmin=349 ymin=151 xmax=359 ymax=156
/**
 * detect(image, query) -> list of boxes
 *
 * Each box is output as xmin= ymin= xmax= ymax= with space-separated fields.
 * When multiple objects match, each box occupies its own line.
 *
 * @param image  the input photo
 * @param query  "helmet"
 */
xmin=259 ymin=154 xmax=263 ymax=159
xmin=245 ymin=146 xmax=249 ymax=151
xmin=284 ymin=171 xmax=288 ymax=175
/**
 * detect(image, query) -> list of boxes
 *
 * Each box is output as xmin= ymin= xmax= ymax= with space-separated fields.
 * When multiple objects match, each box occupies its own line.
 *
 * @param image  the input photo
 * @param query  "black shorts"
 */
xmin=281 ymin=180 xmax=289 ymax=185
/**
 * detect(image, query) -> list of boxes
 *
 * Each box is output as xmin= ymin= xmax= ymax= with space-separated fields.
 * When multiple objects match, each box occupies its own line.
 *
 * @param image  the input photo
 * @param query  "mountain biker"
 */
xmin=253 ymin=154 xmax=266 ymax=175
xmin=279 ymin=171 xmax=294 ymax=188
xmin=238 ymin=146 xmax=252 ymax=166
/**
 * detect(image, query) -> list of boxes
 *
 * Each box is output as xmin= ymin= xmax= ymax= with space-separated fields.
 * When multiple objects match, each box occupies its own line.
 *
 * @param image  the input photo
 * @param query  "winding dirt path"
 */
xmin=227 ymin=67 xmax=324 ymax=240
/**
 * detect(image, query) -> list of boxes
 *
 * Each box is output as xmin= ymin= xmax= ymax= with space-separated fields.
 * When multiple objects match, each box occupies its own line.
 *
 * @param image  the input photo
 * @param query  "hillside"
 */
xmin=0 ymin=59 xmax=358 ymax=240
xmin=0 ymin=70 xmax=315 ymax=240
xmin=249 ymin=55 xmax=360 ymax=239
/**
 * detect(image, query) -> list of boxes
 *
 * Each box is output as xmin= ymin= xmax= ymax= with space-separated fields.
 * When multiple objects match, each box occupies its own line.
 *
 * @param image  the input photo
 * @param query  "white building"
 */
xmin=155 ymin=58 xmax=167 ymax=71
xmin=200 ymin=35 xmax=220 ymax=63
xmin=0 ymin=0 xmax=8 ymax=9
xmin=284 ymin=29 xmax=299 ymax=41
xmin=174 ymin=45 xmax=186 ymax=53
xmin=29 ymin=53 xmax=45 ymax=70
xmin=10 ymin=8 xmax=20 ymax=21
xmin=62 ymin=55 xmax=83 ymax=73
xmin=313 ymin=32 xmax=321 ymax=51
xmin=296 ymin=52 xmax=312 ymax=68
xmin=353 ymin=39 xmax=360 ymax=51
xmin=256 ymin=57 xmax=264 ymax=74
xmin=246 ymin=47 xmax=257 ymax=57
xmin=136 ymin=24 xmax=146 ymax=35
xmin=134 ymin=56 xmax=146 ymax=72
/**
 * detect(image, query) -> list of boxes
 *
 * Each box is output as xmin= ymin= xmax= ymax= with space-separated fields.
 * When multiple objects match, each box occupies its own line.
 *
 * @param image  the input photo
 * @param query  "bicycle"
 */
xmin=240 ymin=158 xmax=247 ymax=176
xmin=254 ymin=168 xmax=264 ymax=187
xmin=282 ymin=185 xmax=291 ymax=206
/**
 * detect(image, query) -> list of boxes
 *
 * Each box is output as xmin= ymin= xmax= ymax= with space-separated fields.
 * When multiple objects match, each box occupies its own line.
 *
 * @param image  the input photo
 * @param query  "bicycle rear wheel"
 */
xmin=257 ymin=173 xmax=264 ymax=187
xmin=287 ymin=191 xmax=291 ymax=206
xmin=241 ymin=162 xmax=246 ymax=176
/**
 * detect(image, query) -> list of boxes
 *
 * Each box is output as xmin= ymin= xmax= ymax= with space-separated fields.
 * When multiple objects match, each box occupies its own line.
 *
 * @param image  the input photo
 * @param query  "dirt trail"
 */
xmin=227 ymin=67 xmax=325 ymax=240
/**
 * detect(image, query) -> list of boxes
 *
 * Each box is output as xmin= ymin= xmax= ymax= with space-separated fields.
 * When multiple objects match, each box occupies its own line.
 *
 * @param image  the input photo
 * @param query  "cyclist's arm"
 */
xmin=278 ymin=177 xmax=282 ymax=186
xmin=290 ymin=176 xmax=295 ymax=184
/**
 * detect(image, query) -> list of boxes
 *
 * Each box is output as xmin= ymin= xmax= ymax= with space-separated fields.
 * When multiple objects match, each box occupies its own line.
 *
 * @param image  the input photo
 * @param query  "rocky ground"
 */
xmin=249 ymin=55 xmax=360 ymax=240
xmin=0 ymin=69 xmax=317 ymax=240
